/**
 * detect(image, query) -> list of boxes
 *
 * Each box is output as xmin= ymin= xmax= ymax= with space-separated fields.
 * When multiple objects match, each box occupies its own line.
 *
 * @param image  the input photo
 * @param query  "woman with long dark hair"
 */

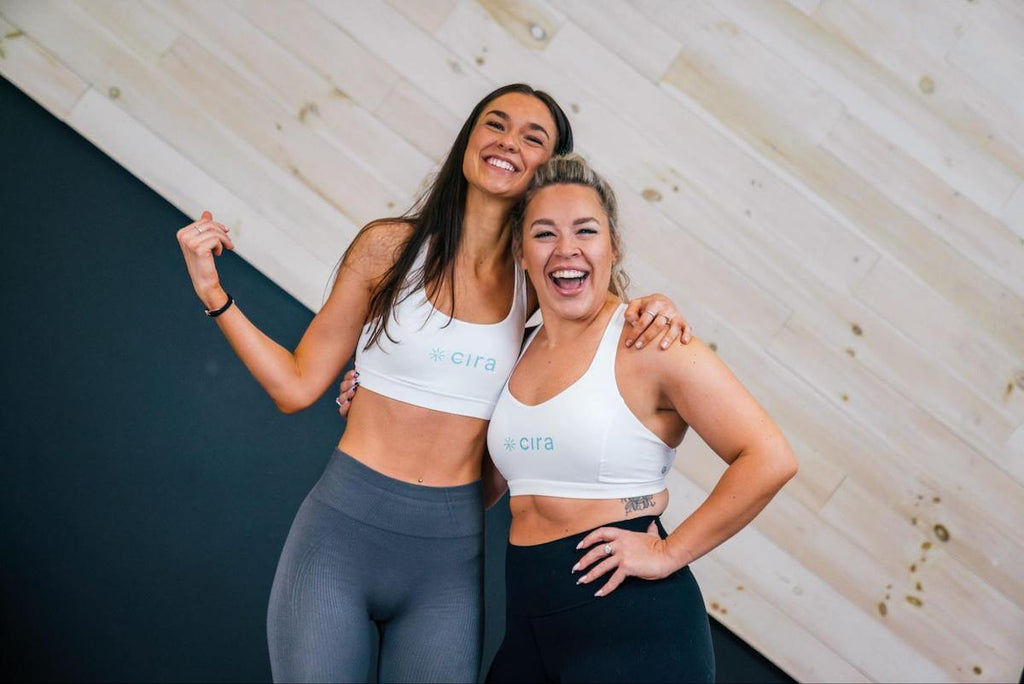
xmin=176 ymin=84 xmax=691 ymax=683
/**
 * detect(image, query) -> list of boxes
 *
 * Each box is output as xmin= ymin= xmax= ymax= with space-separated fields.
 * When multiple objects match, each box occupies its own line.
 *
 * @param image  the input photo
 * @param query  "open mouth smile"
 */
xmin=485 ymin=155 xmax=519 ymax=173
xmin=548 ymin=268 xmax=590 ymax=295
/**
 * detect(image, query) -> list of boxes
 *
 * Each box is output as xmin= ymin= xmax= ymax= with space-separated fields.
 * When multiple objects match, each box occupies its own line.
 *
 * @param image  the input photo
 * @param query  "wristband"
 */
xmin=204 ymin=293 xmax=234 ymax=318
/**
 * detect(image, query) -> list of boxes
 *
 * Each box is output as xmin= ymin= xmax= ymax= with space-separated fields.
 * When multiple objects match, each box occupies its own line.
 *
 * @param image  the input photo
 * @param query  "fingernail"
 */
xmin=354 ymin=371 xmax=360 ymax=378
xmin=353 ymin=380 xmax=360 ymax=387
xmin=575 ymin=541 xmax=583 ymax=550
xmin=571 ymin=563 xmax=580 ymax=572
xmin=661 ymin=340 xmax=669 ymax=349
xmin=576 ymin=576 xmax=586 ymax=585
xmin=594 ymin=590 xmax=603 ymax=597
xmin=625 ymin=338 xmax=634 ymax=347
xmin=635 ymin=341 xmax=643 ymax=349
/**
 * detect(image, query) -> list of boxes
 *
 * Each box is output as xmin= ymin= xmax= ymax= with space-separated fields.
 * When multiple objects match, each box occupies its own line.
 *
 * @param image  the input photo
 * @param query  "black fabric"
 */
xmin=488 ymin=516 xmax=714 ymax=683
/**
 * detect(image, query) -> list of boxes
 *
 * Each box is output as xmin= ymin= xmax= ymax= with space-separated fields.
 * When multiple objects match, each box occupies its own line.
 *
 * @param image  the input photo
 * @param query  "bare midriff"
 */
xmin=337 ymin=386 xmax=488 ymax=486
xmin=508 ymin=490 xmax=670 ymax=546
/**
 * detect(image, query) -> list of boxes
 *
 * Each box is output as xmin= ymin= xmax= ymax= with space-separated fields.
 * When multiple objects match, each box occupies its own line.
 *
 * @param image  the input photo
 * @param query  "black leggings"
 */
xmin=487 ymin=516 xmax=715 ymax=683
xmin=267 ymin=449 xmax=483 ymax=683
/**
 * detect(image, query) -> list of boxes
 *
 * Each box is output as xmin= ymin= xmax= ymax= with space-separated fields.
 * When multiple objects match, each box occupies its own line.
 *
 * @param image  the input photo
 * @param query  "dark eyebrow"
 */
xmin=529 ymin=217 xmax=600 ymax=229
xmin=485 ymin=109 xmax=551 ymax=141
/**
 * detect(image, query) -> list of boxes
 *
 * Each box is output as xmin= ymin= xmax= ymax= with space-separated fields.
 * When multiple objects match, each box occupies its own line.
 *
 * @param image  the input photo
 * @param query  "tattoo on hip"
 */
xmin=621 ymin=495 xmax=656 ymax=514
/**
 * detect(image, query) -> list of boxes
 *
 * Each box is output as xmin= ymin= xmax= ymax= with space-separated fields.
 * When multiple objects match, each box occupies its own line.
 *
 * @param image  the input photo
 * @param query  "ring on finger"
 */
xmin=603 ymin=543 xmax=613 ymax=556
xmin=659 ymin=313 xmax=674 ymax=323
xmin=335 ymin=396 xmax=344 ymax=407
xmin=194 ymin=224 xmax=204 ymax=234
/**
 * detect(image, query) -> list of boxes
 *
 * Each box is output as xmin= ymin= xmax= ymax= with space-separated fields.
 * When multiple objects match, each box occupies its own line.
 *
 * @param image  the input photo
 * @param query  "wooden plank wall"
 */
xmin=1 ymin=1 xmax=1021 ymax=681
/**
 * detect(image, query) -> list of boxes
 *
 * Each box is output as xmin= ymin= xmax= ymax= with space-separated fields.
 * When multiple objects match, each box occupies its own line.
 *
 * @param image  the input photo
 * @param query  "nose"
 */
xmin=555 ymin=233 xmax=580 ymax=257
xmin=497 ymin=131 xmax=517 ymax=152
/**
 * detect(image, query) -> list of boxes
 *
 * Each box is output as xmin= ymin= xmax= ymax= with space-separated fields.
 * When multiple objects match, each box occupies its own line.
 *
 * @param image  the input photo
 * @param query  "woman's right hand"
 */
xmin=336 ymin=369 xmax=359 ymax=417
xmin=176 ymin=210 xmax=235 ymax=308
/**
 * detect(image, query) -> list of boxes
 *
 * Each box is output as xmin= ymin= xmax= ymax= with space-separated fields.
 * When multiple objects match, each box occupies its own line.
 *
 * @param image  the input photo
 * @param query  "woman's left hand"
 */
xmin=624 ymin=294 xmax=692 ymax=349
xmin=573 ymin=521 xmax=683 ymax=597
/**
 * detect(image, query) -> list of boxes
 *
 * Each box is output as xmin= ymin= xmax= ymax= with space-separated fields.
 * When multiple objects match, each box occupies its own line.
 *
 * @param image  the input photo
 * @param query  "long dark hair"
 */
xmin=354 ymin=83 xmax=573 ymax=348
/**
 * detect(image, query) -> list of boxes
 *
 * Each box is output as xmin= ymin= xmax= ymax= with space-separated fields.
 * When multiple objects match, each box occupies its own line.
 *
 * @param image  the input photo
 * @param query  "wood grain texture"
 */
xmin=2 ymin=0 xmax=1021 ymax=681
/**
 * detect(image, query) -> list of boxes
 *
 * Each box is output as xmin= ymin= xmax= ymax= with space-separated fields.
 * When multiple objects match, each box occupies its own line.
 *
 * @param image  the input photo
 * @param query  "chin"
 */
xmin=544 ymin=294 xmax=601 ymax=321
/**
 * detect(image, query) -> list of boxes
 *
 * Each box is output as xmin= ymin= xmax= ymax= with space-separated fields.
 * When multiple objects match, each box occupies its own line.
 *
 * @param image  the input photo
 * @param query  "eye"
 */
xmin=577 ymin=227 xmax=598 ymax=235
xmin=525 ymin=135 xmax=545 ymax=146
xmin=532 ymin=230 xmax=556 ymax=239
xmin=486 ymin=121 xmax=504 ymax=131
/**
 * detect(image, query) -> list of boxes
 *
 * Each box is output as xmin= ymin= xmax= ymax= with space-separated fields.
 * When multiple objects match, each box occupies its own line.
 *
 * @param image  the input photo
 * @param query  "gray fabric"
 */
xmin=267 ymin=450 xmax=484 ymax=683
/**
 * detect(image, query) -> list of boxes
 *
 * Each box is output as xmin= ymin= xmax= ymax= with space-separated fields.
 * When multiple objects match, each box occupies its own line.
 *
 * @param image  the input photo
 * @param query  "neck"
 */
xmin=460 ymin=185 xmax=515 ymax=270
xmin=537 ymin=294 xmax=621 ymax=347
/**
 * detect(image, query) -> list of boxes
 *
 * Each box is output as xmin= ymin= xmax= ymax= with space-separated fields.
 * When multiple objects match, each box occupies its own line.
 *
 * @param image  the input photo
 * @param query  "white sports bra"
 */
xmin=487 ymin=303 xmax=677 ymax=498
xmin=354 ymin=241 xmax=529 ymax=420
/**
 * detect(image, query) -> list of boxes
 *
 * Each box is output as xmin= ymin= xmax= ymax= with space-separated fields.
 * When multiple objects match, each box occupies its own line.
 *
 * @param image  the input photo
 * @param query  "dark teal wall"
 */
xmin=0 ymin=75 xmax=791 ymax=683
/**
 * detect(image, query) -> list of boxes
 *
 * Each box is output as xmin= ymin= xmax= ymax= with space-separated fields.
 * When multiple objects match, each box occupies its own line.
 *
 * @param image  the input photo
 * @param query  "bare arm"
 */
xmin=574 ymin=338 xmax=797 ymax=595
xmin=176 ymin=213 xmax=407 ymax=413
xmin=656 ymin=337 xmax=798 ymax=566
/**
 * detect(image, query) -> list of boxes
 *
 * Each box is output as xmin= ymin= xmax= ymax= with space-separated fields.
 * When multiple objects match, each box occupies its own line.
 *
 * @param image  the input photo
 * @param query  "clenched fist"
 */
xmin=176 ymin=210 xmax=235 ymax=309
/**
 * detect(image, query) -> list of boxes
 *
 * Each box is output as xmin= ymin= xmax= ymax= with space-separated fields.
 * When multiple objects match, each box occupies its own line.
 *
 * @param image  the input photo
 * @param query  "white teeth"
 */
xmin=487 ymin=157 xmax=516 ymax=172
xmin=551 ymin=270 xmax=586 ymax=279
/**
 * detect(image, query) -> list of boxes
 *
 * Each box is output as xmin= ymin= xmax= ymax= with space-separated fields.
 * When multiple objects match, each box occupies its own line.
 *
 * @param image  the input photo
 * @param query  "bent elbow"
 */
xmin=274 ymin=400 xmax=302 ymax=415
xmin=777 ymin=448 xmax=799 ymax=484
xmin=274 ymin=391 xmax=314 ymax=415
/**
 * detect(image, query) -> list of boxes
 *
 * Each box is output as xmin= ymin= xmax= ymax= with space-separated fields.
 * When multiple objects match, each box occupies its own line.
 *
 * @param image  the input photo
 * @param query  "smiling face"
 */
xmin=462 ymin=92 xmax=558 ymax=200
xmin=519 ymin=183 xmax=618 ymax=321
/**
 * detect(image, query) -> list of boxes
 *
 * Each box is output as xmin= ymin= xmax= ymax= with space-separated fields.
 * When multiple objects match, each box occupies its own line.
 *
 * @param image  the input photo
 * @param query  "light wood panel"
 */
xmin=2 ymin=1 xmax=1021 ymax=681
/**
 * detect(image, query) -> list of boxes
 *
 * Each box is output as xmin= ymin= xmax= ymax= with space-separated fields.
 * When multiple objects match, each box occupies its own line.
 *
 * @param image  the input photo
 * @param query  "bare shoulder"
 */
xmin=618 ymin=324 xmax=718 ymax=375
xmin=340 ymin=220 xmax=415 ymax=283
xmin=620 ymin=329 xmax=730 ymax=399
xmin=656 ymin=334 xmax=731 ymax=382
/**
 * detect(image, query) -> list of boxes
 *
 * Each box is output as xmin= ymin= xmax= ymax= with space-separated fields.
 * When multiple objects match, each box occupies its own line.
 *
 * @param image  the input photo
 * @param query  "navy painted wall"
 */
xmin=0 ymin=76 xmax=791 ymax=683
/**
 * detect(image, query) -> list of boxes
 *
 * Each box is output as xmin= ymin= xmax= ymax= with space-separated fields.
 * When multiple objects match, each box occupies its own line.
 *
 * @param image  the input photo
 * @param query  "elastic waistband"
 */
xmin=505 ymin=516 xmax=668 ymax=616
xmin=310 ymin=449 xmax=483 ymax=538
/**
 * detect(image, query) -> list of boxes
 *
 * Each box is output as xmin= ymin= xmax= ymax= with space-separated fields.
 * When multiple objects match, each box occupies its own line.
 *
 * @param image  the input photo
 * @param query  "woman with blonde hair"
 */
xmin=484 ymin=154 xmax=798 ymax=683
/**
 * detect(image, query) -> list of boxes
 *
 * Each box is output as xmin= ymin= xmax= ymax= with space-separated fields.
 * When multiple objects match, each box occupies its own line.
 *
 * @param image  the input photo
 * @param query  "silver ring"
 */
xmin=660 ymin=313 xmax=674 ymax=323
xmin=335 ymin=396 xmax=343 ymax=407
xmin=603 ymin=544 xmax=613 ymax=556
xmin=194 ymin=224 xmax=204 ymax=234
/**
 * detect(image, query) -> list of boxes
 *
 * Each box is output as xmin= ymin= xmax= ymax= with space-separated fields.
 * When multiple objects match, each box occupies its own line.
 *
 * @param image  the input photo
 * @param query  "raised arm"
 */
xmin=176 ymin=212 xmax=408 ymax=413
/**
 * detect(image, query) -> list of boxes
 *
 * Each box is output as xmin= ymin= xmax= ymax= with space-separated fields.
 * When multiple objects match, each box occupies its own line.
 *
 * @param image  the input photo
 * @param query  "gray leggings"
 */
xmin=267 ymin=449 xmax=483 ymax=683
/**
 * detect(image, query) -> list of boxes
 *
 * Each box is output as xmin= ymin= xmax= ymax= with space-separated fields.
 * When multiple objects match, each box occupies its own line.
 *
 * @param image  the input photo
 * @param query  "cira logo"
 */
xmin=429 ymin=347 xmax=497 ymax=372
xmin=503 ymin=436 xmax=555 ymax=451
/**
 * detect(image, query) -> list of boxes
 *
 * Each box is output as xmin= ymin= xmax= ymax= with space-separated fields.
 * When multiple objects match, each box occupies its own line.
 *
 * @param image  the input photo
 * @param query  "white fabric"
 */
xmin=488 ymin=303 xmax=676 ymax=498
xmin=354 ymin=242 xmax=528 ymax=419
